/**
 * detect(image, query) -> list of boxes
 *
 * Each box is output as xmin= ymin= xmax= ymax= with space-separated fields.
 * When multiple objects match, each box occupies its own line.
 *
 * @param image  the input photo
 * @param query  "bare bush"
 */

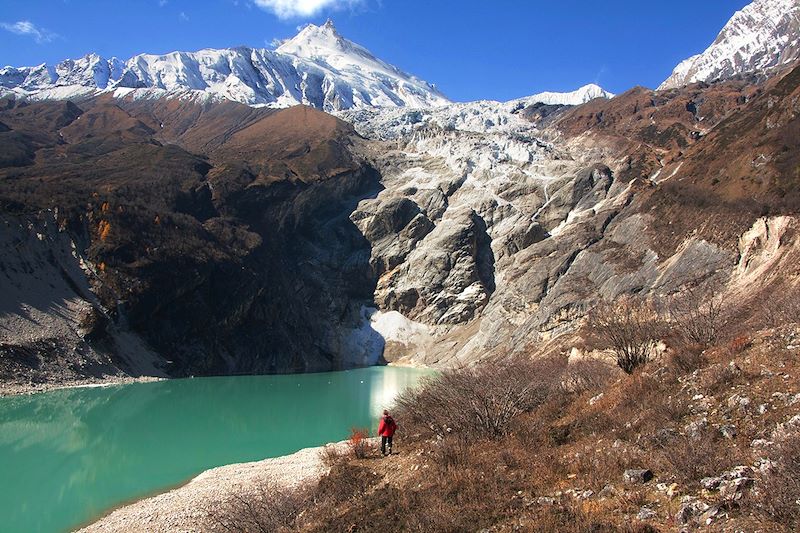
xmin=654 ymin=428 xmax=743 ymax=487
xmin=312 ymin=462 xmax=382 ymax=507
xmin=667 ymin=345 xmax=705 ymax=374
xmin=749 ymin=432 xmax=800 ymax=528
xmin=348 ymin=427 xmax=372 ymax=459
xmin=431 ymin=434 xmax=471 ymax=471
xmin=562 ymin=357 xmax=618 ymax=393
xmin=208 ymin=482 xmax=305 ymax=533
xmin=394 ymin=354 xmax=566 ymax=440
xmin=319 ymin=444 xmax=345 ymax=467
xmin=762 ymin=286 xmax=800 ymax=328
xmin=669 ymin=285 xmax=727 ymax=349
xmin=700 ymin=360 xmax=744 ymax=395
xmin=589 ymin=297 xmax=663 ymax=374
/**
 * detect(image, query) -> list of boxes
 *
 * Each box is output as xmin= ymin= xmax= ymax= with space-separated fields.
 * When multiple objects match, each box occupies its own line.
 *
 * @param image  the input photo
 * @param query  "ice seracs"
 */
xmin=659 ymin=0 xmax=800 ymax=90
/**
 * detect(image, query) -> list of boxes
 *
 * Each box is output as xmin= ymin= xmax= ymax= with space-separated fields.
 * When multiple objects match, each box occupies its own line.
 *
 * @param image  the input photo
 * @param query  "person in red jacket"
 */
xmin=378 ymin=409 xmax=397 ymax=456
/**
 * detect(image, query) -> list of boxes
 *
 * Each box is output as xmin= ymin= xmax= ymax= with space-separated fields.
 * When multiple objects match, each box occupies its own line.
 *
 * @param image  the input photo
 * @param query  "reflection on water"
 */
xmin=0 ymin=366 xmax=430 ymax=533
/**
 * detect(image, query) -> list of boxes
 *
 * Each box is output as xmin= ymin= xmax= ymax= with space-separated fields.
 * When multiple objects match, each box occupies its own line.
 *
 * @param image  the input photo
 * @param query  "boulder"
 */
xmin=636 ymin=507 xmax=657 ymax=521
xmin=623 ymin=469 xmax=653 ymax=484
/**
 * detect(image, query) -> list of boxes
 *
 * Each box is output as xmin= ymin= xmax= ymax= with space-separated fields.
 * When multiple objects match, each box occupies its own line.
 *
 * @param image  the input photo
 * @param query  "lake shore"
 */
xmin=0 ymin=374 xmax=164 ymax=397
xmin=0 ymin=359 xmax=434 ymax=397
xmin=74 ymin=440 xmax=355 ymax=533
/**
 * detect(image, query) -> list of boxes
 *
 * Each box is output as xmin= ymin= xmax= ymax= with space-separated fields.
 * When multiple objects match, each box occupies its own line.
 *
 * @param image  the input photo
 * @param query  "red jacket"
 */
xmin=378 ymin=415 xmax=397 ymax=437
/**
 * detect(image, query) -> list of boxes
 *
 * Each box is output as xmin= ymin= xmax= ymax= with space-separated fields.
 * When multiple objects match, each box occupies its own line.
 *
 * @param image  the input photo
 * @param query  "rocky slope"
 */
xmin=0 ymin=96 xmax=388 ymax=383
xmin=2 ymin=4 xmax=800 ymax=386
xmin=660 ymin=0 xmax=800 ymax=90
xmin=335 ymin=61 xmax=800 ymax=367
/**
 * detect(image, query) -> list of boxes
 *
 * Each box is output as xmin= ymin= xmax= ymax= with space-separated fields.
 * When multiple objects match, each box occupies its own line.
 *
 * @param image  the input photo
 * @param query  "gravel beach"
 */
xmin=74 ymin=441 xmax=353 ymax=533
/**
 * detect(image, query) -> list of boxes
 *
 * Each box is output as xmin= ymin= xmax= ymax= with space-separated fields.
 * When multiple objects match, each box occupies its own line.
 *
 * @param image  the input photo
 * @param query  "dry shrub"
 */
xmin=319 ymin=444 xmax=345 ymax=467
xmin=700 ymin=361 xmax=744 ymax=396
xmin=668 ymin=285 xmax=727 ymax=349
xmin=762 ymin=286 xmax=800 ymax=328
xmin=615 ymin=488 xmax=651 ymax=514
xmin=667 ymin=345 xmax=705 ymax=374
xmin=431 ymin=434 xmax=471 ymax=471
xmin=615 ymin=373 xmax=685 ymax=423
xmin=305 ymin=459 xmax=517 ymax=532
xmin=525 ymin=501 xmax=620 ymax=533
xmin=394 ymin=353 xmax=566 ymax=440
xmin=548 ymin=422 xmax=574 ymax=446
xmin=208 ymin=481 xmax=305 ymax=533
xmin=589 ymin=297 xmax=664 ymax=374
xmin=348 ymin=427 xmax=371 ymax=459
xmin=312 ymin=462 xmax=382 ymax=507
xmin=563 ymin=357 xmax=618 ymax=394
xmin=728 ymin=335 xmax=751 ymax=355
xmin=654 ymin=428 xmax=744 ymax=487
xmin=570 ymin=443 xmax=644 ymax=490
xmin=748 ymin=432 xmax=800 ymax=528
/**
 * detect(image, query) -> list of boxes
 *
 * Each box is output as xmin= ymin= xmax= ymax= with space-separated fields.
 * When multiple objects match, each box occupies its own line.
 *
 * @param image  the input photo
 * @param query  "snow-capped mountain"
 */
xmin=511 ymin=83 xmax=613 ymax=107
xmin=659 ymin=0 xmax=800 ymax=90
xmin=0 ymin=20 xmax=450 ymax=111
xmin=0 ymin=20 xmax=612 ymax=113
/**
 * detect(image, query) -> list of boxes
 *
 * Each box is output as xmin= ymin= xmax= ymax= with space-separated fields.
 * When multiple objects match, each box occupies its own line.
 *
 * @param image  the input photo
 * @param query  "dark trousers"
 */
xmin=381 ymin=435 xmax=393 ymax=455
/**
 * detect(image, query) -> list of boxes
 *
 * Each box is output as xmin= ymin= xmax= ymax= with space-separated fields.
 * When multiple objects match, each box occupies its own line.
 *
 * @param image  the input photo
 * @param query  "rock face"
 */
xmin=336 ymin=62 xmax=800 ymax=366
xmin=659 ymin=0 xmax=800 ymax=90
xmin=0 ymin=97 xmax=383 ymax=378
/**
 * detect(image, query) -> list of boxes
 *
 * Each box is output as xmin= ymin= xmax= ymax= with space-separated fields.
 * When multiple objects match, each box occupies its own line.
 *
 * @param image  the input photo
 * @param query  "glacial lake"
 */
xmin=0 ymin=366 xmax=431 ymax=533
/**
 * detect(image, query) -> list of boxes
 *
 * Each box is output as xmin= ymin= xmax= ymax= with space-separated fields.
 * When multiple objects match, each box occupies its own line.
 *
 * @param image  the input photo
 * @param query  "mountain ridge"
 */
xmin=0 ymin=20 xmax=612 ymax=111
xmin=0 ymin=21 xmax=450 ymax=111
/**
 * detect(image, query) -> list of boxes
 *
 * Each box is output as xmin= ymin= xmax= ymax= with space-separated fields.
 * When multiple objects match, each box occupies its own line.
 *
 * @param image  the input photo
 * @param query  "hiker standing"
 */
xmin=378 ymin=409 xmax=397 ymax=456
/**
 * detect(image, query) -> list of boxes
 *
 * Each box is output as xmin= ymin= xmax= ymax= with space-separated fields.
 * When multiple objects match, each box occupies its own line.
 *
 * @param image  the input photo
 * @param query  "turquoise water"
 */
xmin=0 ymin=366 xmax=430 ymax=533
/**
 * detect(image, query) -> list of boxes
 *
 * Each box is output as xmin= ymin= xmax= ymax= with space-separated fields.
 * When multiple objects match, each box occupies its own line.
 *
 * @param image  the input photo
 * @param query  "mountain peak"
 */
xmin=277 ymin=20 xmax=347 ymax=57
xmin=659 ymin=0 xmax=800 ymax=90
xmin=512 ymin=83 xmax=614 ymax=107
xmin=0 ymin=20 xmax=450 ymax=111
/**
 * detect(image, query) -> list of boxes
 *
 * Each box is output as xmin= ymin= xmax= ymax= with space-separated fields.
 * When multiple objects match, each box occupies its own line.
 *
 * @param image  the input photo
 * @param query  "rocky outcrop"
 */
xmin=337 ymin=63 xmax=800 ymax=367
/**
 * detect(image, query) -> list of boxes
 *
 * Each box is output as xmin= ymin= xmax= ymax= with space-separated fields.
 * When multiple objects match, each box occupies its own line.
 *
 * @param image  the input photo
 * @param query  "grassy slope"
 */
xmin=286 ymin=321 xmax=800 ymax=532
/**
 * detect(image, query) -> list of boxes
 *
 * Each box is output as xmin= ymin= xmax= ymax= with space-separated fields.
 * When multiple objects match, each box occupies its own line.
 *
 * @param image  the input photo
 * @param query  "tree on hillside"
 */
xmin=669 ymin=284 xmax=726 ymax=349
xmin=589 ymin=296 xmax=662 ymax=374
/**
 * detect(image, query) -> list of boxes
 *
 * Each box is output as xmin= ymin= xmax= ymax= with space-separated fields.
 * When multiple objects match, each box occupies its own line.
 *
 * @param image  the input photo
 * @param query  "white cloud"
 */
xmin=179 ymin=11 xmax=190 ymax=21
xmin=0 ymin=20 xmax=58 ymax=44
xmin=253 ymin=0 xmax=363 ymax=19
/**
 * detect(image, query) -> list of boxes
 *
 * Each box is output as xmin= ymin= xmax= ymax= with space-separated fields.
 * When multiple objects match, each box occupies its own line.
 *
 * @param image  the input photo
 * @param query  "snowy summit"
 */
xmin=0 ymin=19 xmax=613 ymax=112
xmin=659 ymin=0 xmax=800 ymax=90
xmin=0 ymin=20 xmax=450 ymax=111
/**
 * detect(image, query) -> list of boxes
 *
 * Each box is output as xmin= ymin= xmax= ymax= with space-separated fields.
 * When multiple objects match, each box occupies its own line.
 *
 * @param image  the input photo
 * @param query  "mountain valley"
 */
xmin=1 ymin=4 xmax=800 ymax=389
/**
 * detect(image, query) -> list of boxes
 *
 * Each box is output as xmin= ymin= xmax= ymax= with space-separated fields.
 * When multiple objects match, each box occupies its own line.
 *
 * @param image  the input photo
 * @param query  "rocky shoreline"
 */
xmin=0 ymin=375 xmax=163 ymax=397
xmin=75 ymin=440 xmax=353 ymax=533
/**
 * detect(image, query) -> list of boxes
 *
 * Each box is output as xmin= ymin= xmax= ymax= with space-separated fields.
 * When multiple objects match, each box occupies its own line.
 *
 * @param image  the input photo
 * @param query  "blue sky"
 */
xmin=1 ymin=0 xmax=751 ymax=101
